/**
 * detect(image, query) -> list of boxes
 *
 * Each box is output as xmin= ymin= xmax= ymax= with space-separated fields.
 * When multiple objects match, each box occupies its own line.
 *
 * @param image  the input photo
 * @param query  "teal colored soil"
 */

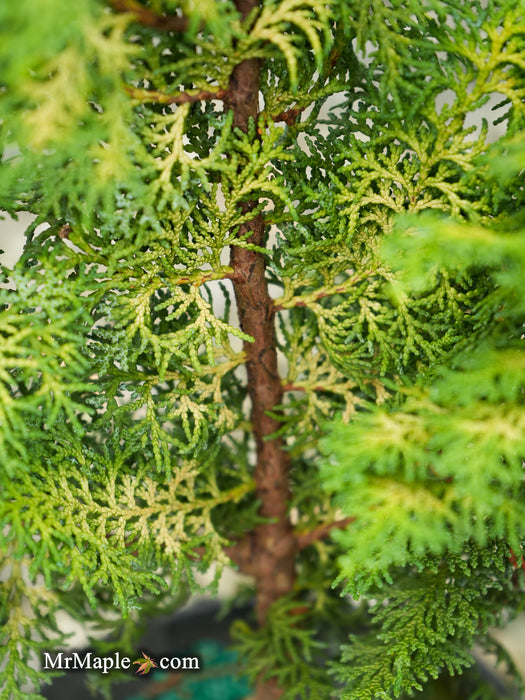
xmin=126 ymin=640 xmax=251 ymax=700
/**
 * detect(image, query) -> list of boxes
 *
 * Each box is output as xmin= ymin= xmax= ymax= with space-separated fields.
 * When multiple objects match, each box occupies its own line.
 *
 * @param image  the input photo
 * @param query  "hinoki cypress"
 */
xmin=0 ymin=2 xmax=524 ymax=699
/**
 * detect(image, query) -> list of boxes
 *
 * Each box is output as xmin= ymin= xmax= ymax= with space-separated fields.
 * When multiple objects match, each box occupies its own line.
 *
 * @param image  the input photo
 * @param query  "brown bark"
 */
xmin=108 ymin=0 xmax=189 ymax=32
xmin=295 ymin=517 xmax=357 ymax=551
xmin=273 ymin=106 xmax=305 ymax=125
xmin=225 ymin=1 xmax=295 ymax=698
xmin=125 ymin=86 xmax=229 ymax=106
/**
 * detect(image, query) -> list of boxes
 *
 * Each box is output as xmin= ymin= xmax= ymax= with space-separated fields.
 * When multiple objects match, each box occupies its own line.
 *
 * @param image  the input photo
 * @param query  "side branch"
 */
xmin=108 ymin=0 xmax=189 ymax=32
xmin=272 ymin=106 xmax=305 ymax=125
xmin=172 ymin=268 xmax=235 ymax=286
xmin=224 ymin=516 xmax=356 ymax=570
xmin=295 ymin=517 xmax=356 ymax=551
xmin=274 ymin=275 xmax=364 ymax=311
xmin=125 ymin=86 xmax=228 ymax=105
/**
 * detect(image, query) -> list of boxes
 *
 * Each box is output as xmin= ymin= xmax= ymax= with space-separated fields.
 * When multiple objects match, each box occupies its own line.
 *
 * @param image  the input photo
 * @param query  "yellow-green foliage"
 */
xmin=0 ymin=1 xmax=524 ymax=699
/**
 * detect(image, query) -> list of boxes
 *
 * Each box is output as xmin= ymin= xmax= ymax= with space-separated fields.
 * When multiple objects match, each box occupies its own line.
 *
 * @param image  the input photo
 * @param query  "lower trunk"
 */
xmin=230 ymin=214 xmax=295 ymax=700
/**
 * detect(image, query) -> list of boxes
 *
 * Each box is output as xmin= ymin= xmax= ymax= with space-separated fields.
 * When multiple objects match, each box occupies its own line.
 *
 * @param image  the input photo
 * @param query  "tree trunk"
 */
xmin=225 ymin=1 xmax=295 ymax=698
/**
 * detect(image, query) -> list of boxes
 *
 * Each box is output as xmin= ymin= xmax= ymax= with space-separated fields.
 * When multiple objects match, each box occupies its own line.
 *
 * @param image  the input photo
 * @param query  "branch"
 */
xmin=272 ymin=106 xmax=305 ymax=125
xmin=172 ymin=269 xmax=235 ymax=286
xmin=224 ymin=533 xmax=257 ymax=575
xmin=58 ymin=224 xmax=71 ymax=239
xmin=107 ymin=0 xmax=189 ymax=32
xmin=125 ymin=86 xmax=228 ymax=105
xmin=188 ymin=535 xmax=257 ymax=575
xmin=295 ymin=516 xmax=356 ymax=551
xmin=226 ymin=517 xmax=357 ymax=567
xmin=281 ymin=383 xmax=306 ymax=392
xmin=274 ymin=275 xmax=364 ymax=311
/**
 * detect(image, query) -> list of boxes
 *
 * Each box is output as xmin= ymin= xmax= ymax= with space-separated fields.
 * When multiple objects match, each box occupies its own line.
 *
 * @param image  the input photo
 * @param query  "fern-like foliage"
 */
xmin=232 ymin=598 xmax=335 ymax=700
xmin=1 ymin=0 xmax=525 ymax=699
xmin=319 ymin=6 xmax=525 ymax=697
xmin=321 ymin=142 xmax=525 ymax=592
xmin=332 ymin=543 xmax=524 ymax=700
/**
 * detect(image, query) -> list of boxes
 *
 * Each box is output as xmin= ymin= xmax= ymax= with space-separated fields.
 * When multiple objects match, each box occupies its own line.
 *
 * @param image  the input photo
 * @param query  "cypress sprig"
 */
xmin=1 ymin=2 xmax=525 ymax=699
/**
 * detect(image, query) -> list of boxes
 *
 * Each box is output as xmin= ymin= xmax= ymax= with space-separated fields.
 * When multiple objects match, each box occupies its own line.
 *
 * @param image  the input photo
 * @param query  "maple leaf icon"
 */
xmin=132 ymin=652 xmax=158 ymax=675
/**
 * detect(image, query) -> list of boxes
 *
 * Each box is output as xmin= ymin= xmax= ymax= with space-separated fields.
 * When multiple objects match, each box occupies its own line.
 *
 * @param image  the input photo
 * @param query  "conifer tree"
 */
xmin=0 ymin=1 xmax=524 ymax=699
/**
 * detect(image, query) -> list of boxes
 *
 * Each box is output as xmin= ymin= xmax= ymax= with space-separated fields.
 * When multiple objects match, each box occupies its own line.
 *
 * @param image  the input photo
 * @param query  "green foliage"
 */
xmin=0 ymin=259 xmax=93 ymax=474
xmin=0 ymin=558 xmax=67 ymax=700
xmin=232 ymin=598 xmax=335 ymax=699
xmin=331 ymin=542 xmax=524 ymax=700
xmin=320 ymin=137 xmax=525 ymax=596
xmin=0 ymin=0 xmax=143 ymax=222
xmin=1 ymin=0 xmax=525 ymax=699
xmin=318 ymin=4 xmax=525 ymax=696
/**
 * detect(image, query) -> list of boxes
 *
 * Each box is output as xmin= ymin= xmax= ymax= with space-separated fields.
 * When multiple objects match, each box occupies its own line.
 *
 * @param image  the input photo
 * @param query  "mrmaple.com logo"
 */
xmin=42 ymin=650 xmax=200 ymax=675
